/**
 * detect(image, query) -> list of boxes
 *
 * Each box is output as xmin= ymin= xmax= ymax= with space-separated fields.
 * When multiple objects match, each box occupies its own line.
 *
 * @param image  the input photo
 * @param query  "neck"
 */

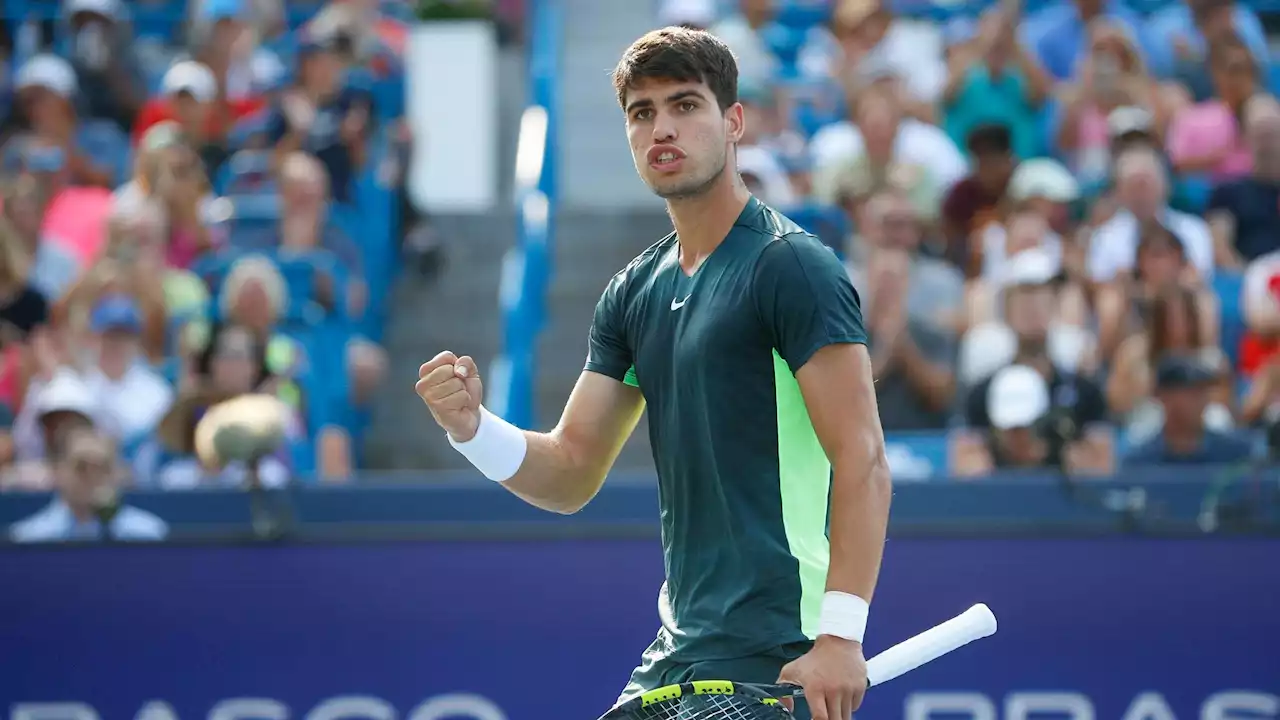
xmin=1162 ymin=423 xmax=1204 ymax=453
xmin=66 ymin=501 xmax=95 ymax=523
xmin=666 ymin=175 xmax=752 ymax=271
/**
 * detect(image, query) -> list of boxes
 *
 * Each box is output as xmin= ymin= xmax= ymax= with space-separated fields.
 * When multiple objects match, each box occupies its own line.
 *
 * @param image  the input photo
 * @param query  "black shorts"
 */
xmin=612 ymin=636 xmax=814 ymax=719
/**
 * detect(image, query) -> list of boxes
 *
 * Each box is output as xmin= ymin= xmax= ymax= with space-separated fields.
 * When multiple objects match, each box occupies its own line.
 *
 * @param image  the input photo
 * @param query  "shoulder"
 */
xmin=598 ymin=232 xmax=677 ymax=305
xmin=116 ymin=506 xmax=170 ymax=540
xmin=9 ymin=502 xmax=68 ymax=543
xmin=1169 ymin=208 xmax=1212 ymax=238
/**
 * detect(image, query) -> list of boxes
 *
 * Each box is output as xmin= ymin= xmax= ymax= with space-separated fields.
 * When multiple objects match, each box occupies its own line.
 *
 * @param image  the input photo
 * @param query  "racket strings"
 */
xmin=619 ymin=692 xmax=792 ymax=720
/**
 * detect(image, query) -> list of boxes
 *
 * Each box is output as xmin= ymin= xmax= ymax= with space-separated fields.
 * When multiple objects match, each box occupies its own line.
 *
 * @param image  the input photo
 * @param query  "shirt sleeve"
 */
xmin=753 ymin=233 xmax=867 ymax=375
xmin=584 ymin=274 xmax=634 ymax=385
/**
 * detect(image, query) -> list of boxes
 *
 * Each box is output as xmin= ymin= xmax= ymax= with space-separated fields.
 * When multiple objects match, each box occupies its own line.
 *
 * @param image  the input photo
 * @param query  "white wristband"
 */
xmin=447 ymin=405 xmax=528 ymax=483
xmin=818 ymin=591 xmax=869 ymax=643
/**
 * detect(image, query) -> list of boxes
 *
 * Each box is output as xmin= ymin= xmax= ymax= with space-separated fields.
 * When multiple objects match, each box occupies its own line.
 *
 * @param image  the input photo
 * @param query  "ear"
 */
xmin=725 ymin=102 xmax=745 ymax=144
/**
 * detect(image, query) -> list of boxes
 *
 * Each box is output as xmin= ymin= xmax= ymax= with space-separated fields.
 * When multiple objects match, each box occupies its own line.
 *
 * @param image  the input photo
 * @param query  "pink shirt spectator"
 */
xmin=1167 ymin=101 xmax=1253 ymax=181
xmin=41 ymin=187 xmax=113 ymax=265
xmin=165 ymin=228 xmax=203 ymax=270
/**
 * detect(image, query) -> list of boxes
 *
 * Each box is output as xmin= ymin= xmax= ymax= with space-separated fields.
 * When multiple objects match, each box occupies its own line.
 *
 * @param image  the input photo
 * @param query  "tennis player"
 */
xmin=416 ymin=27 xmax=892 ymax=720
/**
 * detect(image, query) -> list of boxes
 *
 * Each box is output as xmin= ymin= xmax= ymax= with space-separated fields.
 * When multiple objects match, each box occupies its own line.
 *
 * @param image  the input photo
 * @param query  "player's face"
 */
xmin=623 ymin=78 xmax=743 ymax=200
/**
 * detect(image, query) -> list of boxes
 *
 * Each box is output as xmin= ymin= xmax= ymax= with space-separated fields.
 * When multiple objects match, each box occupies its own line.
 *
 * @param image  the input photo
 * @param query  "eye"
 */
xmin=678 ymin=101 xmax=697 ymax=112
xmin=632 ymin=108 xmax=653 ymax=122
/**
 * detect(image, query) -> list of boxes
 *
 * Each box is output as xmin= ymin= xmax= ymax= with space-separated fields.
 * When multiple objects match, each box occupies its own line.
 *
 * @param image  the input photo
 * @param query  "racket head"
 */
xmin=598 ymin=680 xmax=800 ymax=720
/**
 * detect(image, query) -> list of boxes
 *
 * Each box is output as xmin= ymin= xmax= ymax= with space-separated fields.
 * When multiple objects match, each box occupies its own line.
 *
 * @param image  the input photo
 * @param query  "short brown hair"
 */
xmin=611 ymin=27 xmax=739 ymax=111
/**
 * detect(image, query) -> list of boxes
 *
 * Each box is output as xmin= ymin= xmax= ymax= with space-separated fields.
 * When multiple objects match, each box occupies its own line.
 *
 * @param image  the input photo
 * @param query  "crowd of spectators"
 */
xmin=0 ymin=0 xmax=418 ymax=540
xmin=665 ymin=0 xmax=1280 ymax=474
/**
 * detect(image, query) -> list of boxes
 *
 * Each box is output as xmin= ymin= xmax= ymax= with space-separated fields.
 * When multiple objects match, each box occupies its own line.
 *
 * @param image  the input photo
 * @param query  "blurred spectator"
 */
xmin=1145 ymin=0 xmax=1269 ymax=93
xmin=9 ymin=426 xmax=167 ymax=542
xmin=149 ymin=322 xmax=294 ymax=489
xmin=1124 ymin=354 xmax=1254 ymax=465
xmin=263 ymin=29 xmax=371 ymax=202
xmin=942 ymin=9 xmax=1051 ymax=162
xmin=1239 ymin=249 xmax=1280 ymax=424
xmin=9 ymin=367 xmax=104 ymax=487
xmin=134 ymin=60 xmax=266 ymax=178
xmin=1051 ymin=22 xmax=1175 ymax=187
xmin=59 ymin=202 xmax=174 ymax=361
xmin=1166 ymin=32 xmax=1258 ymax=181
xmin=259 ymin=151 xmax=366 ymax=316
xmin=660 ymin=0 xmax=717 ymax=29
xmin=800 ymin=0 xmax=946 ymax=122
xmin=1088 ymin=146 xmax=1214 ymax=285
xmin=192 ymin=0 xmax=285 ymax=103
xmin=737 ymin=81 xmax=807 ymax=198
xmin=307 ymin=0 xmax=408 ymax=79
xmin=862 ymin=247 xmax=957 ymax=430
xmin=952 ymin=248 xmax=1112 ymax=474
xmin=1 ymin=176 xmax=80 ymax=300
xmin=951 ymin=364 xmax=1056 ymax=474
xmin=4 ymin=54 xmax=123 ymax=188
xmin=0 ymin=214 xmax=50 ymax=342
xmin=114 ymin=122 xmax=217 ymax=269
xmin=80 ymin=294 xmax=174 ymax=441
xmin=848 ymin=190 xmax=965 ymax=330
xmin=941 ymin=124 xmax=1018 ymax=275
xmin=1007 ymin=158 xmax=1082 ymax=236
xmin=708 ymin=0 xmax=778 ymax=87
xmin=1107 ymin=285 xmax=1233 ymax=443
xmin=1239 ymin=249 xmax=1280 ymax=394
xmin=811 ymin=84 xmax=964 ymax=222
xmin=1022 ymin=0 xmax=1150 ymax=81
xmin=62 ymin=0 xmax=147 ymax=131
xmin=1205 ymin=94 xmax=1280 ymax=267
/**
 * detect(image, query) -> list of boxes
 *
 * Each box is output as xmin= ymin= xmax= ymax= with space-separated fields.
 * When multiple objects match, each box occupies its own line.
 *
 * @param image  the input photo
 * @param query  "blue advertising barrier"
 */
xmin=1 ymin=538 xmax=1276 ymax=720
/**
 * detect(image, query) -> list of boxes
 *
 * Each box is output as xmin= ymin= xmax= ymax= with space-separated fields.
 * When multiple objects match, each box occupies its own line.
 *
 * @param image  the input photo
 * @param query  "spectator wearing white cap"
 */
xmin=952 ymin=248 xmax=1113 ymax=474
xmin=133 ymin=59 xmax=270 ymax=178
xmin=3 ymin=53 xmax=124 ymax=188
xmin=4 ymin=366 xmax=111 ymax=490
xmin=62 ymin=0 xmax=147 ymax=131
xmin=951 ymin=364 xmax=1055 ymax=475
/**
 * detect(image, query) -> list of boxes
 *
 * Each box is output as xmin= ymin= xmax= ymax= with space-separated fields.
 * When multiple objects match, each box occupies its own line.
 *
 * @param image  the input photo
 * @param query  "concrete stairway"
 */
xmin=534 ymin=209 xmax=674 ymax=471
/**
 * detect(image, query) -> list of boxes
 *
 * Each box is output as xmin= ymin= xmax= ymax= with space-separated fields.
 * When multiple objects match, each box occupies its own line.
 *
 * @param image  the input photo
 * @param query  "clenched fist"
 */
xmin=416 ymin=351 xmax=484 ymax=442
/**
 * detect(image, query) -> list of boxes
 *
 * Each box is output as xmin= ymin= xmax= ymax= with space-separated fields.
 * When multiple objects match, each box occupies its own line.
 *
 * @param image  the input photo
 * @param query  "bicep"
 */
xmin=555 ymin=370 xmax=645 ymax=471
xmin=794 ymin=343 xmax=885 ymax=466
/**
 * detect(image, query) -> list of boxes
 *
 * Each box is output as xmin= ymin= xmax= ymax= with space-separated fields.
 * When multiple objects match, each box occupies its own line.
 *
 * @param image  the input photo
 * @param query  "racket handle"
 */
xmin=866 ymin=603 xmax=997 ymax=687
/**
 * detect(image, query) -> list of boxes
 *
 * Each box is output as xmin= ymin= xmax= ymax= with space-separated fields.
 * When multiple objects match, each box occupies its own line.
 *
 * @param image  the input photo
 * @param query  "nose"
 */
xmin=651 ymin=110 xmax=677 ymax=144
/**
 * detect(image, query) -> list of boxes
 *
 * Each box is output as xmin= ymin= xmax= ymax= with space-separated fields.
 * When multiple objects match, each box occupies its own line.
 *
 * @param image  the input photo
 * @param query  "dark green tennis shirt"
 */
xmin=584 ymin=196 xmax=868 ymax=663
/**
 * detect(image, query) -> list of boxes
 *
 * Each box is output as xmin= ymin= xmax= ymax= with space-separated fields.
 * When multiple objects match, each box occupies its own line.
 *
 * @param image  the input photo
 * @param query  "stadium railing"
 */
xmin=491 ymin=0 xmax=561 ymax=429
xmin=2 ymin=464 xmax=1275 ymax=542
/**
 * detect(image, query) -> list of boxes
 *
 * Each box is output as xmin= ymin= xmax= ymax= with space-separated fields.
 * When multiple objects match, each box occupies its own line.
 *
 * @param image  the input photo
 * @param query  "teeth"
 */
xmin=658 ymin=153 xmax=675 ymax=162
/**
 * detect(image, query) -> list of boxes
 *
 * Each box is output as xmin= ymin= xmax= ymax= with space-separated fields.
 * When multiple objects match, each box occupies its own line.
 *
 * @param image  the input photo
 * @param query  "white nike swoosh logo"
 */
xmin=671 ymin=297 xmax=688 ymax=310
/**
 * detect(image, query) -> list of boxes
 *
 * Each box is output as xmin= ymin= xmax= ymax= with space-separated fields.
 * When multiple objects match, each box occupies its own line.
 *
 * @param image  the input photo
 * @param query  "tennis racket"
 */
xmin=598 ymin=602 xmax=998 ymax=720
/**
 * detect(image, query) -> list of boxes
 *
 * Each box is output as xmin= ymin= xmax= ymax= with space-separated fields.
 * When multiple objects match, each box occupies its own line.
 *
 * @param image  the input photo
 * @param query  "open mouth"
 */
xmin=647 ymin=145 xmax=686 ymax=170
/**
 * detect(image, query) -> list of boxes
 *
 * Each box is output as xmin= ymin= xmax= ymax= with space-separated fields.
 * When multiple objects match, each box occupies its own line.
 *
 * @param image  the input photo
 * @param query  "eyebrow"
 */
xmin=625 ymin=89 xmax=710 ymax=115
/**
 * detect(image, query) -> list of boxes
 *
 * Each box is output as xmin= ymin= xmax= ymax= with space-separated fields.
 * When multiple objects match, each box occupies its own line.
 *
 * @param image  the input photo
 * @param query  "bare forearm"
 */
xmin=825 ymin=453 xmax=892 ymax=602
xmin=499 ymin=430 xmax=610 ymax=514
